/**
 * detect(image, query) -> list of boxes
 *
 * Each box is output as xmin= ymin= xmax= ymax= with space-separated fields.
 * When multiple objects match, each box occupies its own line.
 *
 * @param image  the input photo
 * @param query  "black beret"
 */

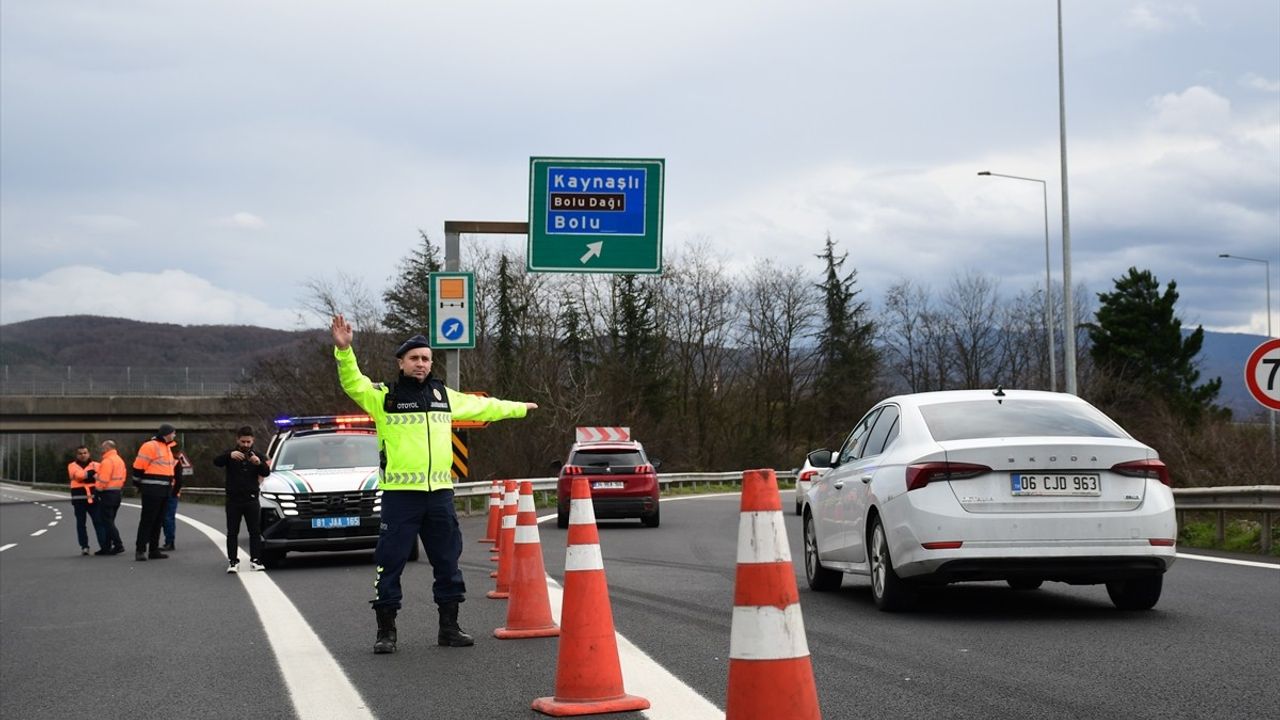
xmin=395 ymin=335 xmax=432 ymax=358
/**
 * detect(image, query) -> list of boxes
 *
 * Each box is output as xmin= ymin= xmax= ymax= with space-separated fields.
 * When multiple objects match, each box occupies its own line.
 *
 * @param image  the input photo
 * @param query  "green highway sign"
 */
xmin=527 ymin=156 xmax=664 ymax=274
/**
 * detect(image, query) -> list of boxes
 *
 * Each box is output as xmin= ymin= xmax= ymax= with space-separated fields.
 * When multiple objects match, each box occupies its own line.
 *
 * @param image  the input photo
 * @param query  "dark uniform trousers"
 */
xmin=95 ymin=490 xmax=124 ymax=551
xmin=371 ymin=489 xmax=465 ymax=610
xmin=135 ymin=489 xmax=170 ymax=553
xmin=71 ymin=489 xmax=102 ymax=550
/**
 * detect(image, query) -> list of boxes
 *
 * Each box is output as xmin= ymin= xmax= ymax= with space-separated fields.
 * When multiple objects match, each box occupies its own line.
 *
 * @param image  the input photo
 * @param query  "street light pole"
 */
xmin=1058 ymin=0 xmax=1077 ymax=395
xmin=1219 ymin=253 xmax=1276 ymax=455
xmin=979 ymin=171 xmax=1057 ymax=391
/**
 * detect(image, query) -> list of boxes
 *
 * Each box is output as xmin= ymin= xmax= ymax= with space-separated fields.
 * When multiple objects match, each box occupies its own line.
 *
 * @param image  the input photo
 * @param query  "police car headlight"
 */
xmin=262 ymin=492 xmax=277 ymax=500
xmin=280 ymin=501 xmax=297 ymax=508
xmin=283 ymin=509 xmax=299 ymax=516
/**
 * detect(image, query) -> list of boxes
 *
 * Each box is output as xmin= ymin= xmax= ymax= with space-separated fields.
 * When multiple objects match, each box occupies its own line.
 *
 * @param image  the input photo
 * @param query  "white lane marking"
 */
xmin=47 ymin=521 xmax=58 ymax=527
xmin=545 ymin=578 xmax=723 ymax=720
xmin=0 ymin=544 xmax=16 ymax=552
xmin=30 ymin=529 xmax=47 ymax=537
xmin=1177 ymin=552 xmax=1280 ymax=570
xmin=165 ymin=507 xmax=375 ymax=720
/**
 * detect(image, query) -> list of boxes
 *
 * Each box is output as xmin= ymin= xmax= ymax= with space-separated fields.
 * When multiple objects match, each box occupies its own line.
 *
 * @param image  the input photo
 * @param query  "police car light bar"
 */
xmin=274 ymin=414 xmax=374 ymax=428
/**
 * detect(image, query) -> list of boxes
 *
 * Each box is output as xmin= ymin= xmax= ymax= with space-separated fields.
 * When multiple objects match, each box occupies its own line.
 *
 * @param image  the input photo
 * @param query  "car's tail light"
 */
xmin=905 ymin=462 xmax=992 ymax=491
xmin=561 ymin=465 xmax=583 ymax=476
xmin=1148 ymin=538 xmax=1176 ymax=546
xmin=635 ymin=464 xmax=654 ymax=474
xmin=799 ymin=470 xmax=818 ymax=483
xmin=922 ymin=541 xmax=963 ymax=550
xmin=1111 ymin=458 xmax=1171 ymax=486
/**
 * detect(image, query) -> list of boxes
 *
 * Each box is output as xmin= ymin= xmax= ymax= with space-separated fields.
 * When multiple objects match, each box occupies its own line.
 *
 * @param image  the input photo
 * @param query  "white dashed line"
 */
xmin=47 ymin=521 xmax=57 ymax=527
xmin=0 ymin=544 xmax=16 ymax=552
xmin=30 ymin=529 xmax=47 ymax=537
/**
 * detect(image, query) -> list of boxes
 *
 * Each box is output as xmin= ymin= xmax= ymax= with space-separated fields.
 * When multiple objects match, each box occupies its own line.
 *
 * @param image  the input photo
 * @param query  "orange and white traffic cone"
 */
xmin=486 ymin=480 xmax=518 ymax=599
xmin=490 ymin=480 xmax=515 ymax=578
xmin=495 ymin=480 xmax=560 ymax=639
xmin=725 ymin=468 xmax=821 ymax=720
xmin=531 ymin=477 xmax=649 ymax=716
xmin=478 ymin=479 xmax=502 ymax=544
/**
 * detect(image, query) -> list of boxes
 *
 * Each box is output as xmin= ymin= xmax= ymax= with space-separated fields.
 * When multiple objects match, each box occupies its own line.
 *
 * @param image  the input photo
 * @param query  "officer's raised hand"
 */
xmin=331 ymin=314 xmax=353 ymax=350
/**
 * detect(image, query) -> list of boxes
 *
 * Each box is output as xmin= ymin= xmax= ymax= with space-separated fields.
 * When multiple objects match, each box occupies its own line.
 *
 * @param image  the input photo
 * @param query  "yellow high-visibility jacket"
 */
xmin=335 ymin=346 xmax=527 ymax=492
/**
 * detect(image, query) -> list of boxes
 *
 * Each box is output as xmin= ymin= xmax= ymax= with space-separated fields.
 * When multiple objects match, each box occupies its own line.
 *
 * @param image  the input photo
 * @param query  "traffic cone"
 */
xmin=478 ymin=479 xmax=502 ymax=544
xmin=531 ymin=477 xmax=649 ymax=716
xmin=495 ymin=480 xmax=560 ymax=639
xmin=486 ymin=480 xmax=518 ymax=599
xmin=725 ymin=469 xmax=820 ymax=720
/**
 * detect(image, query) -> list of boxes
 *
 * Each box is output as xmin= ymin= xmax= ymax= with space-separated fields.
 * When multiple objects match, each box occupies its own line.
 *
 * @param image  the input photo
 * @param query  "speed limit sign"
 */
xmin=1244 ymin=338 xmax=1280 ymax=411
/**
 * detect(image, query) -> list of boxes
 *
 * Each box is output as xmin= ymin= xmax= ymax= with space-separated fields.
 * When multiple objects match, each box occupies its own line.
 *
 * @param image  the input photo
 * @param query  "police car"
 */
xmin=259 ymin=414 xmax=416 ymax=567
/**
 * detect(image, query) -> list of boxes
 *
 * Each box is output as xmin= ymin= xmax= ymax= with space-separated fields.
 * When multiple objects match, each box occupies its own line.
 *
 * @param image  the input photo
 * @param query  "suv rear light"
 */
xmin=905 ymin=462 xmax=992 ymax=492
xmin=1111 ymin=458 xmax=1171 ymax=486
xmin=561 ymin=465 xmax=583 ymax=476
xmin=635 ymin=464 xmax=654 ymax=474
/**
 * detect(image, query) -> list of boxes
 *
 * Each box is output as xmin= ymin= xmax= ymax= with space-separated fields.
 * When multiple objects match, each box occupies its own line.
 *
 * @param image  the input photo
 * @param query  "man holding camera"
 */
xmin=213 ymin=426 xmax=271 ymax=573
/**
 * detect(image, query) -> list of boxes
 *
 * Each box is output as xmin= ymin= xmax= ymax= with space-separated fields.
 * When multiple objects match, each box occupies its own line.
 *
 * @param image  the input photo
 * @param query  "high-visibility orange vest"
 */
xmin=133 ymin=439 xmax=176 ymax=488
xmin=96 ymin=449 xmax=128 ymax=491
xmin=68 ymin=461 xmax=99 ymax=503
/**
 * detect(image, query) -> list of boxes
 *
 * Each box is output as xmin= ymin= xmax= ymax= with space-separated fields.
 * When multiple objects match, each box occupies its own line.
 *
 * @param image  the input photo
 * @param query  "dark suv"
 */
xmin=556 ymin=440 xmax=660 ymax=529
xmin=259 ymin=415 xmax=418 ymax=567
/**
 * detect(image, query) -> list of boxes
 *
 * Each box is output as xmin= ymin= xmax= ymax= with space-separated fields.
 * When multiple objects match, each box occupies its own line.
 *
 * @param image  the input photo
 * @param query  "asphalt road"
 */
xmin=2 ymin=481 xmax=1277 ymax=720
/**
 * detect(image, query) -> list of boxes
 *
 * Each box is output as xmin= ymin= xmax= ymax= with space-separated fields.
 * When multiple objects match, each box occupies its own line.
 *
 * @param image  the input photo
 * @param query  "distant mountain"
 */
xmin=0 ymin=315 xmax=323 ymax=369
xmin=0 ymin=316 xmax=1270 ymax=418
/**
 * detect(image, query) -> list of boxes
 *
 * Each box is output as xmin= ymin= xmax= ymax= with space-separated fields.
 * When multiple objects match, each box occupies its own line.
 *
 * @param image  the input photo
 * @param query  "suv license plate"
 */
xmin=592 ymin=481 xmax=624 ymax=490
xmin=311 ymin=515 xmax=360 ymax=529
xmin=1011 ymin=473 xmax=1101 ymax=496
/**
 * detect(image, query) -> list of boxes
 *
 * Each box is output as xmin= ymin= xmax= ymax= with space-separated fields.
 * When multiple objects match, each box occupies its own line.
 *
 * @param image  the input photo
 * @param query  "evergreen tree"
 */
xmin=610 ymin=274 xmax=666 ymax=422
xmin=813 ymin=234 xmax=879 ymax=433
xmin=558 ymin=295 xmax=588 ymax=388
xmin=382 ymin=230 xmax=442 ymax=337
xmin=493 ymin=254 xmax=523 ymax=394
xmin=1086 ymin=267 xmax=1223 ymax=424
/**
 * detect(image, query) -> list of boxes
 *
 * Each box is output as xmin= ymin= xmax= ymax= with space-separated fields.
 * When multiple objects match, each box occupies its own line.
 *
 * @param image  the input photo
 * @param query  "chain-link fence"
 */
xmin=0 ymin=365 xmax=251 ymax=396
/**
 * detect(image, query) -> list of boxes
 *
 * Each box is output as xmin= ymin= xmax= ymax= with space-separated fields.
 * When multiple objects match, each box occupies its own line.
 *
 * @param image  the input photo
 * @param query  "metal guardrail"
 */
xmin=1172 ymin=485 xmax=1280 ymax=554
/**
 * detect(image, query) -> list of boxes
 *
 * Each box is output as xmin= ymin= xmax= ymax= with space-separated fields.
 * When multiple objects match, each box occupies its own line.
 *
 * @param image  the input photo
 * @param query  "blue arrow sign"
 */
xmin=441 ymin=318 xmax=464 ymax=341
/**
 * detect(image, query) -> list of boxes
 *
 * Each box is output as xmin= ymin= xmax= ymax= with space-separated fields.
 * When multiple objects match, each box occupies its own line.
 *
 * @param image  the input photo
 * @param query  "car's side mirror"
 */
xmin=807 ymin=449 xmax=833 ymax=469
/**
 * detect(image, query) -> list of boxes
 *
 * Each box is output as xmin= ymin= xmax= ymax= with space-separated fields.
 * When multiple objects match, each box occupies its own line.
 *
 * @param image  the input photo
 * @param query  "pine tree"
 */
xmin=382 ymin=230 xmax=442 ymax=337
xmin=494 ymin=254 xmax=522 ymax=394
xmin=1086 ymin=267 xmax=1223 ymax=424
xmin=812 ymin=234 xmax=879 ymax=434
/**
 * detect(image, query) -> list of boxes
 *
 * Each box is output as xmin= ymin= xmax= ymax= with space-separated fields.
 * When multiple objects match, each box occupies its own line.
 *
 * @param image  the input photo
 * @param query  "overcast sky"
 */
xmin=1 ymin=1 xmax=1277 ymax=336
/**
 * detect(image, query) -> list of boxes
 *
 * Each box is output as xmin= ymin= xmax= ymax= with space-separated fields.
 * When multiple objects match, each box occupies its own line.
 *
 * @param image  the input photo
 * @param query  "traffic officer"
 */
xmin=132 ymin=424 xmax=177 ymax=561
xmin=93 ymin=440 xmax=128 ymax=555
xmin=66 ymin=446 xmax=102 ymax=556
xmin=330 ymin=314 xmax=538 ymax=654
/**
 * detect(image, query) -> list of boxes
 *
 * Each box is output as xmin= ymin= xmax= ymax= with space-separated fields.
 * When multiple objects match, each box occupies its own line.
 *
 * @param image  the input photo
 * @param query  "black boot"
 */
xmin=437 ymin=601 xmax=474 ymax=647
xmin=373 ymin=607 xmax=397 ymax=654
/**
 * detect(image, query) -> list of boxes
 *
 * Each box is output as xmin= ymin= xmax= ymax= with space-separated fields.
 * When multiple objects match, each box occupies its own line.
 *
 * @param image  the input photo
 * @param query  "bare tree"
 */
xmin=944 ymin=270 xmax=1002 ymax=388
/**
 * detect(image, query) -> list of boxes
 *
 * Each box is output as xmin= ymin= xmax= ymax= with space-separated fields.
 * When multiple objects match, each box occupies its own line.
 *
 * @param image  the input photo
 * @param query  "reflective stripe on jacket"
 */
xmin=68 ymin=461 xmax=98 ymax=503
xmin=133 ymin=439 xmax=176 ymax=479
xmin=96 ymin=450 xmax=128 ymax=491
xmin=334 ymin=346 xmax=527 ymax=492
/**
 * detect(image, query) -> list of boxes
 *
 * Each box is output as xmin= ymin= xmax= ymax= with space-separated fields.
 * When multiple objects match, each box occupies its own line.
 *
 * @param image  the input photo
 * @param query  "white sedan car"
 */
xmin=801 ymin=389 xmax=1176 ymax=612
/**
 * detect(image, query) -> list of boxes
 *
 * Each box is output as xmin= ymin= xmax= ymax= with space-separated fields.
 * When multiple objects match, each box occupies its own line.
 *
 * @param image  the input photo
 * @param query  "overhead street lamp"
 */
xmin=979 ymin=171 xmax=1057 ymax=391
xmin=1218 ymin=253 xmax=1276 ymax=455
xmin=1057 ymin=0 xmax=1078 ymax=395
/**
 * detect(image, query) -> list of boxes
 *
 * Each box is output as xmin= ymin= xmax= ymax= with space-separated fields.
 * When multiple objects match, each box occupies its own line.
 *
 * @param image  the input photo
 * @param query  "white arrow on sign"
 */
xmin=579 ymin=242 xmax=603 ymax=264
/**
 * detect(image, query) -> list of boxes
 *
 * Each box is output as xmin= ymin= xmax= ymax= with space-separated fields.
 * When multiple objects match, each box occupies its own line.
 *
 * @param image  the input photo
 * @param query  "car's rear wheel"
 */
xmin=795 ymin=493 xmax=803 ymax=516
xmin=641 ymin=504 xmax=660 ymax=528
xmin=1106 ymin=575 xmax=1163 ymax=610
xmin=556 ymin=505 xmax=569 ymax=529
xmin=804 ymin=514 xmax=842 ymax=591
xmin=1007 ymin=578 xmax=1044 ymax=591
xmin=869 ymin=518 xmax=914 ymax=611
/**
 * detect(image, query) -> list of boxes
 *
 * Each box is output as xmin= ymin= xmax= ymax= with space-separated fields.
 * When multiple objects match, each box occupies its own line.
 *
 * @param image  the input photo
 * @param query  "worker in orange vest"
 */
xmin=132 ymin=424 xmax=177 ymax=561
xmin=94 ymin=440 xmax=128 ymax=555
xmin=67 ymin=446 xmax=104 ymax=556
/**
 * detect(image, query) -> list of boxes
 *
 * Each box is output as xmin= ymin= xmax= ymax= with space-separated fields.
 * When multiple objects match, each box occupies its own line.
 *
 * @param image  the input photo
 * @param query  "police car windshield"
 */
xmin=275 ymin=434 xmax=380 ymax=470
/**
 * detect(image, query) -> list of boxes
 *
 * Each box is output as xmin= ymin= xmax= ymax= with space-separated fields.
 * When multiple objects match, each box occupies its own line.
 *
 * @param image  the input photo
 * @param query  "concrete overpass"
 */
xmin=0 ymin=395 xmax=251 ymax=433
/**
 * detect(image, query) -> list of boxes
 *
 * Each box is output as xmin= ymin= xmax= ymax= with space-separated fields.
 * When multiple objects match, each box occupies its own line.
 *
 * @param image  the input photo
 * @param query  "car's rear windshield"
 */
xmin=570 ymin=448 xmax=646 ymax=467
xmin=274 ymin=433 xmax=380 ymax=470
xmin=919 ymin=399 xmax=1129 ymax=441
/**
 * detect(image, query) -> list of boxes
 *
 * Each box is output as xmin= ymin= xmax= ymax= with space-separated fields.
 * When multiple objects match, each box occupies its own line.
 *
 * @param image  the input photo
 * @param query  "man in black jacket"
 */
xmin=213 ymin=426 xmax=271 ymax=573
